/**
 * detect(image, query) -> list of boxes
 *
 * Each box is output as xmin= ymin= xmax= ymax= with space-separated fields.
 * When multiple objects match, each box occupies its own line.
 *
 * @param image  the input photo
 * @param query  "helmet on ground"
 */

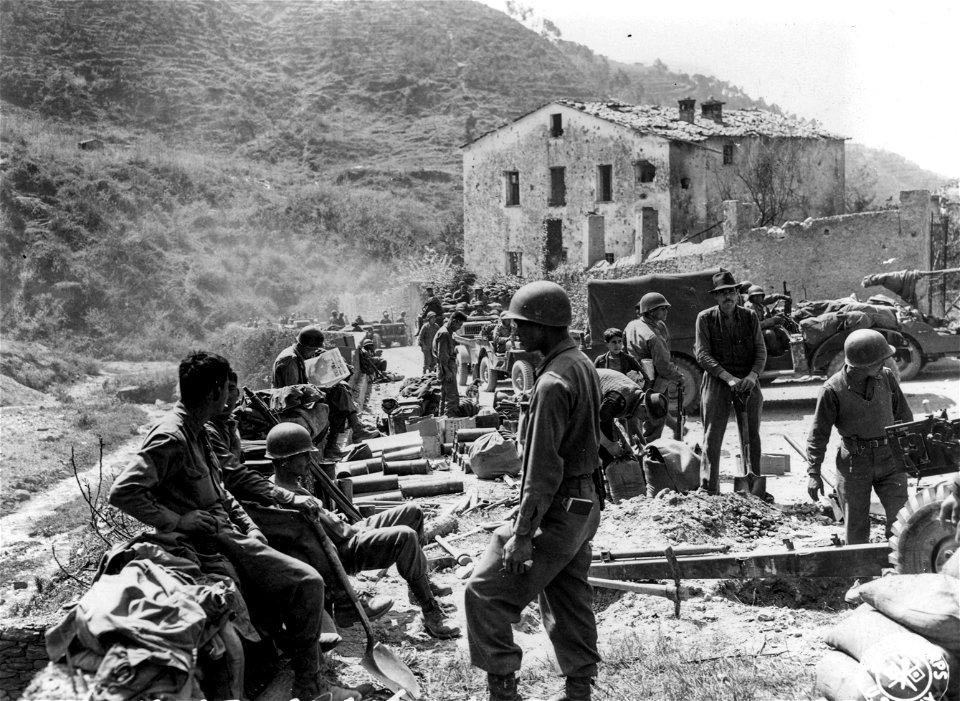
xmin=297 ymin=325 xmax=325 ymax=347
xmin=504 ymin=281 xmax=571 ymax=327
xmin=844 ymin=329 xmax=895 ymax=367
xmin=746 ymin=285 xmax=765 ymax=298
xmin=265 ymin=422 xmax=318 ymax=459
xmin=361 ymin=338 xmax=375 ymax=349
xmin=638 ymin=292 xmax=671 ymax=314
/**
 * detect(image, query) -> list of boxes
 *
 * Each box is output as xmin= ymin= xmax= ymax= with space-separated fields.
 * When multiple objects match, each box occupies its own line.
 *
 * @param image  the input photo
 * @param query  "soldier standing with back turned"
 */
xmin=465 ymin=281 xmax=603 ymax=701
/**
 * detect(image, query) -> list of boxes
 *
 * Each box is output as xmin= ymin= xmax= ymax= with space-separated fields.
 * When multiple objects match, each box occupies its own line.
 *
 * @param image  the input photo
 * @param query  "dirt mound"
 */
xmin=0 ymin=374 xmax=54 ymax=407
xmin=595 ymin=490 xmax=803 ymax=551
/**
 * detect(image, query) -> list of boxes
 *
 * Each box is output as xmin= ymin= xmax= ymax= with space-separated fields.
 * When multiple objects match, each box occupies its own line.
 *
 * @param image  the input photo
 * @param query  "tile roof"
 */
xmin=556 ymin=99 xmax=845 ymax=142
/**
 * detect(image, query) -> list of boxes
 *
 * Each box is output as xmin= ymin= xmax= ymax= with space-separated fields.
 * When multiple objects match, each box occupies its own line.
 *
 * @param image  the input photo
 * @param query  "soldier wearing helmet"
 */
xmin=806 ymin=329 xmax=913 ymax=544
xmin=465 ymin=281 xmax=603 ymax=701
xmin=743 ymin=284 xmax=791 ymax=356
xmin=110 ymin=353 xmax=362 ymax=701
xmin=694 ymin=270 xmax=768 ymax=495
xmin=273 ymin=325 xmax=380 ymax=459
xmin=262 ymin=422 xmax=461 ymax=640
xmin=432 ymin=310 xmax=468 ymax=416
xmin=624 ymin=291 xmax=682 ymax=441
xmin=416 ymin=311 xmax=440 ymax=373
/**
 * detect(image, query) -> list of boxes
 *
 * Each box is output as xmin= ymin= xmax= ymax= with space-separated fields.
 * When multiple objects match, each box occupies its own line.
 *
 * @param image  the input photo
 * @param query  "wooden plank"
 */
xmin=588 ymin=543 xmax=890 ymax=580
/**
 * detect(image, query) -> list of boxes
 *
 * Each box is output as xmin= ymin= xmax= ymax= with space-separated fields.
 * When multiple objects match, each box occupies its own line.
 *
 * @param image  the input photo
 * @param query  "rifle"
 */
xmin=242 ymin=386 xmax=362 ymax=523
xmin=781 ymin=281 xmax=793 ymax=318
xmin=676 ymin=382 xmax=686 ymax=442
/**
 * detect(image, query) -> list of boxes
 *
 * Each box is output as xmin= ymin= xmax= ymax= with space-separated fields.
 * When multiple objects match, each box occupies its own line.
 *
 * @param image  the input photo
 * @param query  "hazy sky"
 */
xmin=477 ymin=0 xmax=958 ymax=177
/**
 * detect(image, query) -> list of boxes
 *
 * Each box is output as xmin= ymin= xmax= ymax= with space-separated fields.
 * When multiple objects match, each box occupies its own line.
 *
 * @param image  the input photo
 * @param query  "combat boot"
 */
xmin=289 ymin=643 xmax=360 ymax=701
xmin=349 ymin=413 xmax=382 ymax=441
xmin=333 ymin=593 xmax=394 ymax=627
xmin=487 ymin=673 xmax=523 ymax=701
xmin=420 ymin=598 xmax=461 ymax=639
xmin=406 ymin=578 xmax=452 ymax=604
xmin=546 ymin=676 xmax=592 ymax=701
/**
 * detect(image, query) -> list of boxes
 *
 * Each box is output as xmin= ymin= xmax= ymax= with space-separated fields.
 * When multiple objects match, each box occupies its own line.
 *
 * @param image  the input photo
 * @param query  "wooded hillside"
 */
xmin=0 ymin=0 xmax=948 ymax=356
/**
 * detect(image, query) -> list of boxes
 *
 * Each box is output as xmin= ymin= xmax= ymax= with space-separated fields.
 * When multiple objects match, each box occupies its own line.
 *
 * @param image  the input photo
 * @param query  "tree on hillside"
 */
xmin=845 ymin=162 xmax=879 ymax=213
xmin=715 ymin=138 xmax=804 ymax=227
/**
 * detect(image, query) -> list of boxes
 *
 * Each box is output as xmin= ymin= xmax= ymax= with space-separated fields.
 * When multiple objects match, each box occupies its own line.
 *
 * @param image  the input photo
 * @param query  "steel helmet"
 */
xmin=746 ymin=285 xmax=765 ymax=298
xmin=297 ymin=325 xmax=325 ymax=348
xmin=264 ymin=422 xmax=318 ymax=459
xmin=844 ymin=329 xmax=895 ymax=367
xmin=638 ymin=292 xmax=671 ymax=314
xmin=504 ymin=281 xmax=571 ymax=327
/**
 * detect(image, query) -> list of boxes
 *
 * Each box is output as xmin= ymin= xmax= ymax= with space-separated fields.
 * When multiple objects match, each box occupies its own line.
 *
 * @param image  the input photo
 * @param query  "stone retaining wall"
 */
xmin=0 ymin=618 xmax=52 ymax=701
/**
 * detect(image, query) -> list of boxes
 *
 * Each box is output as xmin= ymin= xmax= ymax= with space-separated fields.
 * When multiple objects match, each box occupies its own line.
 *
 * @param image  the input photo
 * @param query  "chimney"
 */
xmin=701 ymin=98 xmax=724 ymax=124
xmin=678 ymin=98 xmax=696 ymax=124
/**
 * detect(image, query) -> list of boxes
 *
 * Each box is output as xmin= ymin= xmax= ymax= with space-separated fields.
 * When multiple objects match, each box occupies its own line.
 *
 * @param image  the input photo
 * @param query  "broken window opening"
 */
xmin=507 ymin=251 xmax=523 ymax=276
xmin=635 ymin=160 xmax=656 ymax=183
xmin=597 ymin=164 xmax=613 ymax=202
xmin=550 ymin=113 xmax=563 ymax=138
xmin=549 ymin=167 xmax=566 ymax=206
xmin=505 ymin=171 xmax=520 ymax=206
xmin=604 ymin=252 xmax=615 ymax=264
xmin=723 ymin=144 xmax=735 ymax=165
xmin=680 ymin=177 xmax=691 ymax=190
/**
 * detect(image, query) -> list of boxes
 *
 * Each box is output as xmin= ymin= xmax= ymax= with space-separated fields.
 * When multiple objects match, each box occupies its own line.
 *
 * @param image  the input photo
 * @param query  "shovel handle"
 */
xmin=306 ymin=514 xmax=377 ymax=641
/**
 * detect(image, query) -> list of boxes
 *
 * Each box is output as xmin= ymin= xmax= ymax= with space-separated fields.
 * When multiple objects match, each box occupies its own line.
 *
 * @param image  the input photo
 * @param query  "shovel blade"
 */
xmin=733 ymin=475 xmax=752 ymax=493
xmin=749 ymin=476 xmax=767 ymax=498
xmin=362 ymin=643 xmax=421 ymax=700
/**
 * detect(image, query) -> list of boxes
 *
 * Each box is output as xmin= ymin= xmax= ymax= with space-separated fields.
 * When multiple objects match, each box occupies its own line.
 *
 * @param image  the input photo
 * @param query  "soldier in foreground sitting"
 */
xmin=109 ymin=351 xmax=360 ymax=701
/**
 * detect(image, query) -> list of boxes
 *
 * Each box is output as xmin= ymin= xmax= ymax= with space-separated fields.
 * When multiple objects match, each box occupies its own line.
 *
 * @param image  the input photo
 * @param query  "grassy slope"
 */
xmin=0 ymin=0 xmax=949 ymax=356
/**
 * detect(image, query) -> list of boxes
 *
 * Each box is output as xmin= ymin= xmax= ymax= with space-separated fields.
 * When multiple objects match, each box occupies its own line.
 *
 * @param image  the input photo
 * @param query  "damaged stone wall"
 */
xmin=464 ymin=103 xmax=672 ymax=276
xmin=645 ymin=190 xmax=933 ymax=308
xmin=0 ymin=619 xmax=50 ymax=701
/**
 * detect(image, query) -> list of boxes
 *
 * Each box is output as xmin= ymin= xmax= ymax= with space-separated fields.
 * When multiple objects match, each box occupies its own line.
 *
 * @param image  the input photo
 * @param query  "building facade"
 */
xmin=462 ymin=99 xmax=845 ymax=277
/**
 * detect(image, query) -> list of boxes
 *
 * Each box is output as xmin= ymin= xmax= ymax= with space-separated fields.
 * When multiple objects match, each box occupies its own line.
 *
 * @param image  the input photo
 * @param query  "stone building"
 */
xmin=462 ymin=99 xmax=846 ymax=276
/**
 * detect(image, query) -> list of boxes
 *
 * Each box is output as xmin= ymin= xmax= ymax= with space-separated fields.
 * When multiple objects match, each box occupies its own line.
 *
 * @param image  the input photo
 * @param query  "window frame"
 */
xmin=505 ymin=170 xmax=521 ymax=207
xmin=596 ymin=164 xmax=613 ymax=203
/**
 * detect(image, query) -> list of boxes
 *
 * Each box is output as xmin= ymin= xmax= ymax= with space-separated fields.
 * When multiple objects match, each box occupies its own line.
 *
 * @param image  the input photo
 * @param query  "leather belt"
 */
xmin=842 ymin=436 xmax=889 ymax=451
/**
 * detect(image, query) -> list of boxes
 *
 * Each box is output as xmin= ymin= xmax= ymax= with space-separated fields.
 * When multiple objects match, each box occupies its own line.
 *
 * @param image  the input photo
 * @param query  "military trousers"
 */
xmin=465 ymin=487 xmax=602 ymax=678
xmin=835 ymin=443 xmax=908 ymax=545
xmin=699 ymin=373 xmax=763 ymax=494
xmin=337 ymin=503 xmax=427 ymax=583
xmin=211 ymin=530 xmax=324 ymax=649
xmin=437 ymin=361 xmax=460 ymax=417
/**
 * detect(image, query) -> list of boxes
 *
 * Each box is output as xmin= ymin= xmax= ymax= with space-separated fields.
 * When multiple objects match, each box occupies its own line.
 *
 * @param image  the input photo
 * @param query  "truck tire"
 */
xmin=511 ymin=360 xmax=535 ymax=394
xmin=479 ymin=356 xmax=498 ymax=392
xmin=672 ymin=356 xmax=701 ymax=413
xmin=894 ymin=336 xmax=923 ymax=381
xmin=889 ymin=483 xmax=957 ymax=574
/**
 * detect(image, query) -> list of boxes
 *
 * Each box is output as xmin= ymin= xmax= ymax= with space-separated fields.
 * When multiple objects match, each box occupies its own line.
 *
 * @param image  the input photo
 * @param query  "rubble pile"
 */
xmin=595 ymin=491 xmax=807 ymax=550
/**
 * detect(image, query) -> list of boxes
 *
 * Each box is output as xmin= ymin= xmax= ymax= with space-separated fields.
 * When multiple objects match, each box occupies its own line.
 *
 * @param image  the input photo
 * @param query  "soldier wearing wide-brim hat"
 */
xmin=694 ymin=269 xmax=768 ymax=494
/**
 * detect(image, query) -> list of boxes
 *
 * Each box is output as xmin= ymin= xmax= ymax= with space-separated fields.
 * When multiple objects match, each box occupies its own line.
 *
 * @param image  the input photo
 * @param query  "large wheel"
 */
xmin=479 ymin=356 xmax=498 ymax=392
xmin=894 ymin=336 xmax=923 ymax=381
xmin=672 ymin=356 xmax=702 ymax=413
xmin=889 ymin=483 xmax=957 ymax=574
xmin=511 ymin=360 xmax=535 ymax=394
xmin=458 ymin=363 xmax=470 ymax=386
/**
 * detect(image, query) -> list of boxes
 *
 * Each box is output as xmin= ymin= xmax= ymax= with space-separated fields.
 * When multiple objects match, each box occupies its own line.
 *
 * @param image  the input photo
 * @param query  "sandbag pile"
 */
xmin=816 ymin=569 xmax=960 ymax=701
xmin=795 ymin=299 xmax=900 ymax=349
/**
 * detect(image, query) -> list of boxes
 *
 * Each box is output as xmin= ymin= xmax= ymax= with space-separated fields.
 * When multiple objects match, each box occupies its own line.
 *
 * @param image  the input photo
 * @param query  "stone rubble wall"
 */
xmin=0 ymin=618 xmax=52 ymax=701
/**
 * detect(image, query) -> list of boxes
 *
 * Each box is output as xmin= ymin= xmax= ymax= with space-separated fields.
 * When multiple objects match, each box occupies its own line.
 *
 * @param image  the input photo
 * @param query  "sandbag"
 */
xmin=814 ymin=650 xmax=870 ymax=701
xmin=842 ymin=310 xmax=873 ymax=331
xmin=800 ymin=312 xmax=843 ymax=347
xmin=642 ymin=438 xmax=701 ymax=497
xmin=853 ymin=574 xmax=960 ymax=656
xmin=468 ymin=431 xmax=521 ymax=479
xmin=826 ymin=603 xmax=960 ymax=693
xmin=605 ymin=456 xmax=645 ymax=502
xmin=841 ymin=302 xmax=899 ymax=330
